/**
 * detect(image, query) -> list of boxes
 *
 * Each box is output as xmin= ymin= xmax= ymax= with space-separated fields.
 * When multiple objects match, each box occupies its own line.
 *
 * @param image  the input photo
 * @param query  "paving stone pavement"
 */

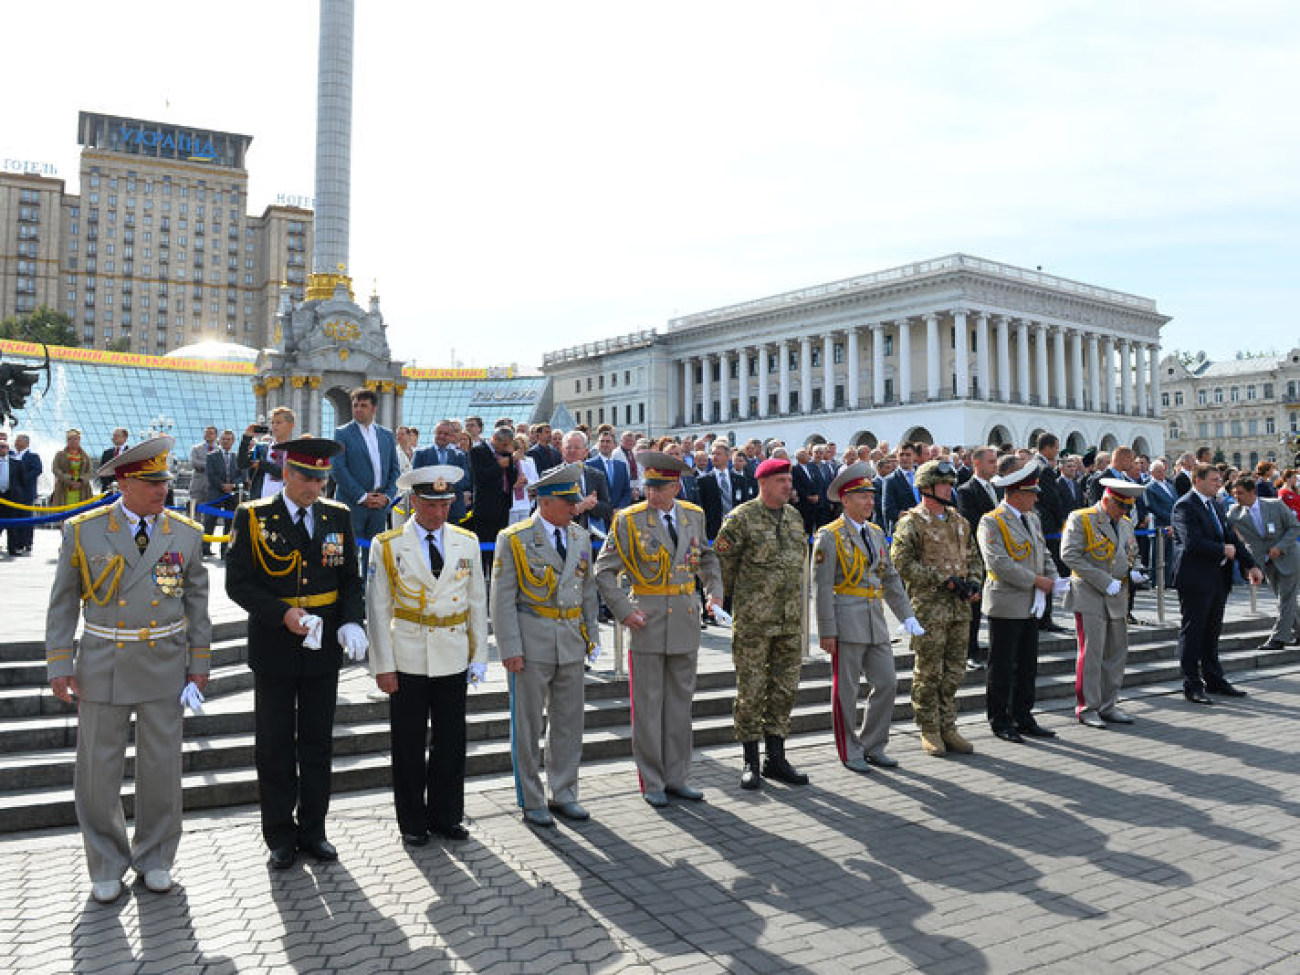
xmin=3 ymin=667 xmax=1300 ymax=974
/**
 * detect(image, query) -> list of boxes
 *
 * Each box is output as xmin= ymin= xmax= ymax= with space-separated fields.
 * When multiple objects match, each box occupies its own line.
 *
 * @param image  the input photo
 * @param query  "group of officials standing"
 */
xmin=45 ymin=406 xmax=1277 ymax=902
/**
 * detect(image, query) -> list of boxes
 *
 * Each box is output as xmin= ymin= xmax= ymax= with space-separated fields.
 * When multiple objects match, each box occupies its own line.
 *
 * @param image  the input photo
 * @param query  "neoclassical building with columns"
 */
xmin=543 ymin=254 xmax=1169 ymax=455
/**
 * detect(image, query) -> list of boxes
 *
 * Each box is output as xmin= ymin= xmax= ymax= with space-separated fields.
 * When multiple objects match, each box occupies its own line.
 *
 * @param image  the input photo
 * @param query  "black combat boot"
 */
xmin=740 ymin=740 xmax=762 ymax=790
xmin=762 ymin=735 xmax=810 ymax=785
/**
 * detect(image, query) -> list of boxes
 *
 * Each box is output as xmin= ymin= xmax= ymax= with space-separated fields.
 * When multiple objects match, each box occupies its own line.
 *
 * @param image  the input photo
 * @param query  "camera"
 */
xmin=252 ymin=424 xmax=269 ymax=434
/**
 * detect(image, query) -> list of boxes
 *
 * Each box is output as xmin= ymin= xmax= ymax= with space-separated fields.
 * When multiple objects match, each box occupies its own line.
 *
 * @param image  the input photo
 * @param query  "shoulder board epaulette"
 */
xmin=67 ymin=505 xmax=111 ymax=527
xmin=824 ymin=516 xmax=845 ymax=533
xmin=373 ymin=526 xmax=403 ymax=546
xmin=500 ymin=518 xmax=533 ymax=537
xmin=317 ymin=497 xmax=349 ymax=510
xmin=165 ymin=511 xmax=203 ymax=532
xmin=678 ymin=501 xmax=703 ymax=514
xmin=448 ymin=524 xmax=477 ymax=540
xmin=248 ymin=495 xmax=277 ymax=508
xmin=624 ymin=501 xmax=649 ymax=516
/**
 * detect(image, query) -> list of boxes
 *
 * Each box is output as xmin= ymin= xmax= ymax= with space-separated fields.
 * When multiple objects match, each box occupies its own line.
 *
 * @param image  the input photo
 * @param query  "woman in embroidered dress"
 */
xmin=50 ymin=428 xmax=91 ymax=507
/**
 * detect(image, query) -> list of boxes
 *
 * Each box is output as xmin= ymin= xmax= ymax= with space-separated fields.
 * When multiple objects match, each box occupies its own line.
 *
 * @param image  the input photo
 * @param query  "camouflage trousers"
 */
xmin=910 ymin=614 xmax=969 ymax=734
xmin=732 ymin=628 xmax=803 ymax=741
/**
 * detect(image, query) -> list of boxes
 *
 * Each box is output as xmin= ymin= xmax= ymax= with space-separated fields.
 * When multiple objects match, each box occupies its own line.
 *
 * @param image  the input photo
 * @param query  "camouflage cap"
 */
xmin=915 ymin=459 xmax=958 ymax=489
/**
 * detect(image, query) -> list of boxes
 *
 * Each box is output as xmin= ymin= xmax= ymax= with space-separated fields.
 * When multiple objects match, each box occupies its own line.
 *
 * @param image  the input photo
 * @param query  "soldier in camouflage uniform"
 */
xmin=714 ymin=457 xmax=811 ymax=789
xmin=889 ymin=460 xmax=983 ymax=757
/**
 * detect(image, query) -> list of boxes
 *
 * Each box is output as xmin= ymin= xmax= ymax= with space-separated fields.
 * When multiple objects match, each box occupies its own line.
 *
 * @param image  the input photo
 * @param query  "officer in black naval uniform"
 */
xmin=226 ymin=438 xmax=367 ymax=869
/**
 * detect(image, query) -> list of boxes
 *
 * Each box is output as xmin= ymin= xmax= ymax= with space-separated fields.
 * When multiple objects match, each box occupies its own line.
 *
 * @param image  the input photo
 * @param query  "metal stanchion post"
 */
xmin=1155 ymin=527 xmax=1166 ymax=624
xmin=1249 ymin=575 xmax=1258 ymax=615
xmin=613 ymin=616 xmax=625 ymax=678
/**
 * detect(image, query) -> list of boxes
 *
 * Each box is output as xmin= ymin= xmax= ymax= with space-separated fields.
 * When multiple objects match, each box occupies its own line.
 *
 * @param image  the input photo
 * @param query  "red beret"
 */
xmin=755 ymin=458 xmax=792 ymax=479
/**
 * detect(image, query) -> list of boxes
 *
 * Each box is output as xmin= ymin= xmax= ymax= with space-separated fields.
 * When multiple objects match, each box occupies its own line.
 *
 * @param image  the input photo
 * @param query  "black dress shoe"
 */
xmin=402 ymin=832 xmax=431 ymax=847
xmin=432 ymin=823 xmax=470 ymax=841
xmin=1040 ymin=622 xmax=1069 ymax=634
xmin=299 ymin=838 xmax=339 ymax=861
xmin=994 ymin=728 xmax=1025 ymax=743
xmin=269 ymin=846 xmax=297 ymax=870
xmin=1257 ymin=641 xmax=1286 ymax=651
xmin=1018 ymin=723 xmax=1057 ymax=739
xmin=1207 ymin=682 xmax=1248 ymax=698
xmin=1184 ymin=689 xmax=1213 ymax=705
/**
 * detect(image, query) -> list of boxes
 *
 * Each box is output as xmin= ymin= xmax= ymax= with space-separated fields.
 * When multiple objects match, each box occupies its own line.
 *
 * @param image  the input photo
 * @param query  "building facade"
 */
xmin=0 ymin=110 xmax=314 ymax=355
xmin=1160 ymin=350 xmax=1300 ymax=470
xmin=544 ymin=254 xmax=1169 ymax=455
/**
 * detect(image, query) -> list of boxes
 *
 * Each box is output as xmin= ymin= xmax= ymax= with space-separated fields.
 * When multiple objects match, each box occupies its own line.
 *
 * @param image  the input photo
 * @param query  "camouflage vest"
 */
xmin=914 ymin=510 xmax=969 ymax=577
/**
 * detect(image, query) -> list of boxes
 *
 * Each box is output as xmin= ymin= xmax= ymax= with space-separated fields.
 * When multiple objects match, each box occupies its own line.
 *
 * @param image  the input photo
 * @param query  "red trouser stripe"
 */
xmin=830 ymin=649 xmax=847 ymax=763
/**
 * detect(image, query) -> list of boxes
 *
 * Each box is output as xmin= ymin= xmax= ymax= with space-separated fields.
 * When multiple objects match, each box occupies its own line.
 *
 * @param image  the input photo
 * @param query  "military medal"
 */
xmin=154 ymin=552 xmax=184 ymax=597
xmin=456 ymin=556 xmax=471 ymax=580
xmin=321 ymin=532 xmax=345 ymax=567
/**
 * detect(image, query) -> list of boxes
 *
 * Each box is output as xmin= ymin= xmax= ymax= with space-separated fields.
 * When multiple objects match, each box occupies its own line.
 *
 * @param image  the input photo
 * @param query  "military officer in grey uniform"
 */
xmin=1062 ymin=478 xmax=1146 ymax=728
xmin=46 ymin=437 xmax=211 ymax=904
xmin=1227 ymin=475 xmax=1300 ymax=650
xmin=813 ymin=463 xmax=923 ymax=773
xmin=978 ymin=461 xmax=1062 ymax=743
xmin=492 ymin=464 xmax=601 ymax=827
xmin=595 ymin=451 xmax=723 ymax=807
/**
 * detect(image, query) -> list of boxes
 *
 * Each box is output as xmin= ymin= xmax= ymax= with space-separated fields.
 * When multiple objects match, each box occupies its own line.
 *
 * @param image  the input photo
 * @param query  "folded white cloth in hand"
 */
xmin=586 ymin=644 xmax=601 ymax=665
xmin=711 ymin=606 xmax=734 ymax=627
xmin=179 ymin=681 xmax=205 ymax=712
xmin=1105 ymin=579 xmax=1123 ymax=596
xmin=301 ymin=613 xmax=324 ymax=650
xmin=1031 ymin=590 xmax=1047 ymax=618
xmin=467 ymin=661 xmax=487 ymax=685
xmin=338 ymin=622 xmax=368 ymax=662
xmin=899 ymin=616 xmax=926 ymax=637
xmin=1129 ymin=569 xmax=1148 ymax=585
xmin=1053 ymin=577 xmax=1072 ymax=596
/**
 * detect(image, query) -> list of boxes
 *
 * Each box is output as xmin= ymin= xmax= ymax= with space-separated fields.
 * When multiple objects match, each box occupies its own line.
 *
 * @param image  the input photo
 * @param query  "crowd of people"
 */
xmin=33 ymin=388 xmax=1296 ymax=906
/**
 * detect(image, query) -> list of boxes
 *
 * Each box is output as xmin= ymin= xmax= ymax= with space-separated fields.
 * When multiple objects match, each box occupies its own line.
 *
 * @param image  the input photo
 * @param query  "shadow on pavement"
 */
xmin=73 ymin=885 xmax=235 ymax=974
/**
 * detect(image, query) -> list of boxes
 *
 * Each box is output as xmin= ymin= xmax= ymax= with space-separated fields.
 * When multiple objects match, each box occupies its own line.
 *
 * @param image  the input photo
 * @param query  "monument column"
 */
xmin=872 ymin=323 xmax=885 ymax=406
xmin=897 ymin=318 xmax=912 ymax=404
xmin=925 ymin=314 xmax=941 ymax=400
xmin=1134 ymin=342 xmax=1148 ymax=416
xmin=700 ymin=354 xmax=712 ymax=424
xmin=1070 ymin=330 xmax=1084 ymax=410
xmin=996 ymin=315 xmax=1010 ymax=402
xmin=1103 ymin=337 xmax=1117 ymax=413
xmin=846 ymin=326 xmax=860 ymax=409
xmin=737 ymin=347 xmax=750 ymax=420
xmin=1088 ymin=333 xmax=1101 ymax=411
xmin=778 ymin=340 xmax=791 ymax=415
xmin=1035 ymin=322 xmax=1050 ymax=405
xmin=1053 ymin=326 xmax=1067 ymax=409
xmin=975 ymin=312 xmax=990 ymax=400
xmin=952 ymin=309 xmax=969 ymax=399
xmin=1119 ymin=340 xmax=1133 ymax=415
xmin=1016 ymin=319 xmax=1031 ymax=404
xmin=757 ymin=346 xmax=770 ymax=418
xmin=799 ymin=336 xmax=812 ymax=413
xmin=718 ymin=351 xmax=731 ymax=423
xmin=1149 ymin=343 xmax=1161 ymax=416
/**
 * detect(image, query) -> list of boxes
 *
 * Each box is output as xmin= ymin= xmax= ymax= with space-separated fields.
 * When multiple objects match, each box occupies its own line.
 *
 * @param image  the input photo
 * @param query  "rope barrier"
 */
xmin=0 ymin=493 xmax=119 ymax=527
xmin=0 ymin=491 xmax=114 ymax=513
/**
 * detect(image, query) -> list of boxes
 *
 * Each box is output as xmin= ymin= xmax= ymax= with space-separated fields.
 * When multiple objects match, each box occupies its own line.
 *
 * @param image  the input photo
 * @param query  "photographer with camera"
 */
xmin=238 ymin=406 xmax=296 ymax=499
xmin=469 ymin=424 xmax=519 ymax=585
xmin=889 ymin=459 xmax=984 ymax=758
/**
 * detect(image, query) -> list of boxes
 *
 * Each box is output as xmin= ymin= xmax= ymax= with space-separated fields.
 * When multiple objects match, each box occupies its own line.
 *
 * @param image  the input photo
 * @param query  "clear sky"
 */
xmin=7 ymin=1 xmax=1298 ymax=371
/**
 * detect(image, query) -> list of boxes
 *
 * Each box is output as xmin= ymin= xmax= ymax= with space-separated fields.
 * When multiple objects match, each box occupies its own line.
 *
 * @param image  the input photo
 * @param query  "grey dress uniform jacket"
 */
xmin=491 ymin=515 xmax=599 ymax=810
xmin=46 ymin=502 xmax=211 ymax=884
xmin=977 ymin=504 xmax=1057 ymax=617
xmin=1227 ymin=497 xmax=1300 ymax=645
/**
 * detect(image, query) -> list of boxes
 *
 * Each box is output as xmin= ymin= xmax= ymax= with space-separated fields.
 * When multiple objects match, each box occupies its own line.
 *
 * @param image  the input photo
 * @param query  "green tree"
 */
xmin=105 ymin=336 xmax=132 ymax=353
xmin=0 ymin=306 xmax=78 ymax=347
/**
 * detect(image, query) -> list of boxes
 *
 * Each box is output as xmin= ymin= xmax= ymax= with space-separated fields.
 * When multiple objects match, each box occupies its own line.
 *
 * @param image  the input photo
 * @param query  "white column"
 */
xmin=975 ymin=312 xmax=990 ymax=400
xmin=1070 ymin=330 xmax=1084 ymax=410
xmin=1103 ymin=337 xmax=1117 ymax=413
xmin=1119 ymin=340 xmax=1132 ymax=416
xmin=897 ymin=318 xmax=912 ymax=404
xmin=846 ymin=327 xmax=860 ymax=409
xmin=996 ymin=315 xmax=1010 ymax=402
xmin=1149 ymin=343 xmax=1161 ymax=417
xmin=737 ymin=348 xmax=750 ymax=420
xmin=823 ymin=333 xmax=835 ymax=410
xmin=1053 ymin=326 xmax=1067 ymax=409
xmin=952 ymin=309 xmax=969 ymax=399
xmin=1035 ymin=322 xmax=1050 ymax=406
xmin=1088 ymin=333 xmax=1101 ymax=410
xmin=700 ymin=354 xmax=712 ymax=424
xmin=680 ymin=358 xmax=692 ymax=427
xmin=1134 ymin=342 xmax=1147 ymax=417
xmin=757 ymin=345 xmax=769 ymax=418
xmin=778 ymin=340 xmax=790 ymax=415
xmin=925 ymin=313 xmax=941 ymax=400
xmin=668 ymin=357 xmax=680 ymax=428
xmin=718 ymin=351 xmax=731 ymax=423
xmin=799 ymin=336 xmax=812 ymax=413
xmin=1016 ymin=319 xmax=1031 ymax=404
xmin=872 ymin=324 xmax=885 ymax=406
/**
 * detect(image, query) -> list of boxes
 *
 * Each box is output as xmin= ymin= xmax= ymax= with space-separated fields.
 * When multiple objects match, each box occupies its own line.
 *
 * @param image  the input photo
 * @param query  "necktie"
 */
xmin=664 ymin=512 xmax=679 ymax=548
xmin=626 ymin=451 xmax=638 ymax=479
xmin=554 ymin=527 xmax=567 ymax=561
xmin=720 ymin=472 xmax=729 ymax=499
xmin=134 ymin=520 xmax=149 ymax=553
xmin=1205 ymin=498 xmax=1223 ymax=539
xmin=295 ymin=506 xmax=310 ymax=543
xmin=860 ymin=524 xmax=873 ymax=563
xmin=1253 ymin=504 xmax=1265 ymax=535
xmin=427 ymin=532 xmax=443 ymax=576
xmin=605 ymin=458 xmax=613 ymax=482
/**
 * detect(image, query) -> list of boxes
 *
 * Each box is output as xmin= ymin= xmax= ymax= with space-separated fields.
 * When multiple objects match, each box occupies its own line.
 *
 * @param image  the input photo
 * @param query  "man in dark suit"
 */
xmin=881 ymin=443 xmax=921 ymax=532
xmin=698 ymin=440 xmax=740 ymax=540
xmin=729 ymin=449 xmax=759 ymax=503
xmin=225 ymin=438 xmax=367 ymax=869
xmin=238 ymin=407 xmax=296 ymax=501
xmin=99 ymin=428 xmax=130 ymax=491
xmin=205 ymin=429 xmax=245 ymax=559
xmin=955 ymin=446 xmax=999 ymax=666
xmin=1056 ymin=454 xmax=1087 ymax=513
xmin=1171 ymin=463 xmax=1263 ymax=703
xmin=8 ymin=433 xmax=41 ymax=556
xmin=562 ymin=431 xmax=611 ymax=534
xmin=0 ymin=432 xmax=30 ymax=556
xmin=588 ymin=429 xmax=632 ymax=511
xmin=1144 ymin=459 xmax=1178 ymax=584
xmin=331 ymin=387 xmax=400 ymax=573
xmin=791 ymin=448 xmax=825 ymax=535
xmin=1032 ymin=434 xmax=1069 ymax=634
xmin=413 ymin=420 xmax=471 ymax=524
xmin=1174 ymin=447 xmax=1211 ymax=498
xmin=469 ymin=425 xmax=519 ymax=577
xmin=527 ymin=423 xmax=562 ymax=474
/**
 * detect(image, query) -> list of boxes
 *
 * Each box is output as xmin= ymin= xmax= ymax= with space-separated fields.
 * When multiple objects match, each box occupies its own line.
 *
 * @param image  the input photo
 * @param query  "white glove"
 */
xmin=711 ymin=605 xmax=734 ymax=627
xmin=1031 ymin=589 xmax=1047 ymax=618
xmin=467 ymin=662 xmax=487 ymax=685
xmin=338 ymin=622 xmax=368 ymax=662
xmin=586 ymin=644 xmax=602 ymax=665
xmin=179 ymin=681 xmax=205 ymax=713
xmin=1052 ymin=577 xmax=1072 ymax=596
xmin=301 ymin=613 xmax=324 ymax=650
xmin=1105 ymin=579 xmax=1123 ymax=596
xmin=1129 ymin=569 xmax=1148 ymax=585
xmin=900 ymin=616 xmax=926 ymax=637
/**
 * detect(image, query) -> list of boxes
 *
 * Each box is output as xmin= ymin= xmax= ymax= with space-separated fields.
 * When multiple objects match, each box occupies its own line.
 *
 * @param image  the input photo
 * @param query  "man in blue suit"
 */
xmin=9 ymin=433 xmax=42 ymax=556
xmin=881 ymin=443 xmax=922 ymax=532
xmin=1143 ymin=459 xmax=1178 ymax=584
xmin=332 ymin=387 xmax=400 ymax=572
xmin=413 ymin=420 xmax=471 ymax=525
xmin=1171 ymin=463 xmax=1262 ymax=703
xmin=0 ymin=432 xmax=30 ymax=557
xmin=588 ymin=429 xmax=632 ymax=511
